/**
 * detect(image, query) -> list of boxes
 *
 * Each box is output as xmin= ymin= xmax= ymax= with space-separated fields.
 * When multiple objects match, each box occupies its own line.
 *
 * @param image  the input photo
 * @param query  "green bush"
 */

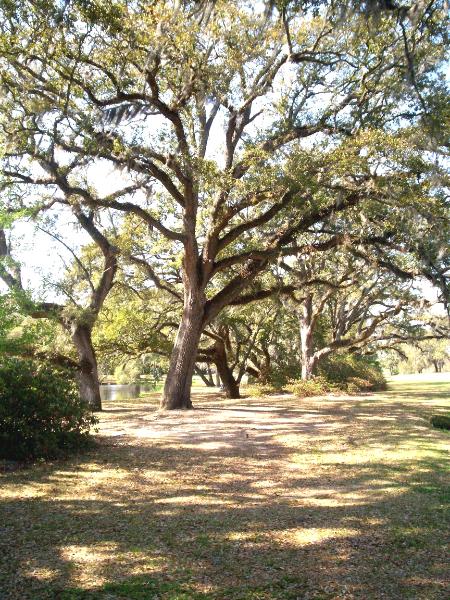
xmin=345 ymin=376 xmax=376 ymax=393
xmin=430 ymin=414 xmax=450 ymax=430
xmin=286 ymin=376 xmax=339 ymax=397
xmin=247 ymin=355 xmax=386 ymax=398
xmin=245 ymin=382 xmax=285 ymax=397
xmin=286 ymin=358 xmax=386 ymax=398
xmin=0 ymin=357 xmax=97 ymax=461
xmin=318 ymin=354 xmax=387 ymax=391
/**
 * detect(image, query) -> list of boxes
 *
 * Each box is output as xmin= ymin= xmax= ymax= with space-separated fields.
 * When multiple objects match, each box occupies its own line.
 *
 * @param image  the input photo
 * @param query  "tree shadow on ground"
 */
xmin=1 ymin=385 xmax=449 ymax=600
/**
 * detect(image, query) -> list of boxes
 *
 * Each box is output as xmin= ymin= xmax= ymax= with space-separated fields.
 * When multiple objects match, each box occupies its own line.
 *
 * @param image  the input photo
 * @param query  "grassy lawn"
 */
xmin=0 ymin=374 xmax=449 ymax=600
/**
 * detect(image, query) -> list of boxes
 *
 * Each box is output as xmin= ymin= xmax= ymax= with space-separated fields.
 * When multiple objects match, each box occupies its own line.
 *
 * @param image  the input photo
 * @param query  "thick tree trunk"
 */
xmin=72 ymin=324 xmax=102 ymax=411
xmin=161 ymin=293 xmax=205 ymax=409
xmin=301 ymin=350 xmax=317 ymax=380
xmin=214 ymin=339 xmax=240 ymax=399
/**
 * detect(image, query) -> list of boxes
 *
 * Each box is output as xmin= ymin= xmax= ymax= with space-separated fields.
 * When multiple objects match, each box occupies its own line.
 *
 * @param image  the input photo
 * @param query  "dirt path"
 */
xmin=99 ymin=390 xmax=342 ymax=446
xmin=1 ymin=378 xmax=449 ymax=600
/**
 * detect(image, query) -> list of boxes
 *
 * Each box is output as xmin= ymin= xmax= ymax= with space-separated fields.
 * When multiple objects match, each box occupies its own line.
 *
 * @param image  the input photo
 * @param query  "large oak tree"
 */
xmin=0 ymin=0 xmax=448 ymax=408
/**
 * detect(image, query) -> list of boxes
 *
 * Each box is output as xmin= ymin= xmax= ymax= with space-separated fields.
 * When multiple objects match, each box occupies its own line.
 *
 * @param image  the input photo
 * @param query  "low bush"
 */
xmin=251 ymin=365 xmax=301 ymax=392
xmin=318 ymin=354 xmax=387 ymax=391
xmin=247 ymin=355 xmax=387 ymax=398
xmin=245 ymin=383 xmax=285 ymax=397
xmin=430 ymin=414 xmax=450 ymax=430
xmin=0 ymin=357 xmax=97 ymax=461
xmin=286 ymin=373 xmax=384 ymax=398
xmin=286 ymin=376 xmax=339 ymax=397
xmin=346 ymin=377 xmax=377 ymax=394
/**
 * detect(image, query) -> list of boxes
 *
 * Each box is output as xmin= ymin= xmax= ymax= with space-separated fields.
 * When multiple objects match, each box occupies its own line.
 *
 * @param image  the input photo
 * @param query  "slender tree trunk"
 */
xmin=214 ymin=339 xmax=240 ymax=399
xmin=161 ymin=291 xmax=205 ymax=409
xmin=71 ymin=323 xmax=102 ymax=411
xmin=300 ymin=324 xmax=317 ymax=380
xmin=299 ymin=296 xmax=316 ymax=380
xmin=259 ymin=347 xmax=272 ymax=383
xmin=194 ymin=364 xmax=215 ymax=387
xmin=215 ymin=369 xmax=221 ymax=386
xmin=207 ymin=364 xmax=215 ymax=386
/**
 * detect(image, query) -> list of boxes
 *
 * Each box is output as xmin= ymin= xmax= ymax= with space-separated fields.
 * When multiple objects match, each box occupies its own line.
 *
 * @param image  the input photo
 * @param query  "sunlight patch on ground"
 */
xmin=0 ymin=485 xmax=48 ymax=499
xmin=1 ymin=373 xmax=449 ymax=599
xmin=291 ymin=527 xmax=360 ymax=546
xmin=59 ymin=542 xmax=119 ymax=588
xmin=22 ymin=564 xmax=59 ymax=582
xmin=156 ymin=495 xmax=229 ymax=506
xmin=59 ymin=542 xmax=164 ymax=589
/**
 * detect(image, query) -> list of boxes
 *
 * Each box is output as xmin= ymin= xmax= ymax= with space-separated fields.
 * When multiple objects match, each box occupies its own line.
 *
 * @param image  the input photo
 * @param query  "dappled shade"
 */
xmin=1 ymin=376 xmax=449 ymax=599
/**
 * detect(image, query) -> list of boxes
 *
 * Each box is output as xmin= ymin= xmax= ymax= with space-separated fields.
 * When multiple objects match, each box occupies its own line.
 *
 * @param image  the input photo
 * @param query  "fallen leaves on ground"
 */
xmin=0 ymin=374 xmax=449 ymax=599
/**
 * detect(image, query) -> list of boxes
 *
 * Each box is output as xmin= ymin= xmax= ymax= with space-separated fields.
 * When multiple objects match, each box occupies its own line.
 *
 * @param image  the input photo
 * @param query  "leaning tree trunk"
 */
xmin=214 ymin=339 xmax=240 ymax=399
xmin=194 ymin=364 xmax=215 ymax=387
xmin=72 ymin=323 xmax=102 ymax=411
xmin=161 ymin=292 xmax=205 ymax=409
xmin=258 ymin=347 xmax=272 ymax=384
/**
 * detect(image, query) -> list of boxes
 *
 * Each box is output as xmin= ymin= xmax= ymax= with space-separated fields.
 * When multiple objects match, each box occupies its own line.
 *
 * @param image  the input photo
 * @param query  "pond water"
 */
xmin=99 ymin=384 xmax=156 ymax=401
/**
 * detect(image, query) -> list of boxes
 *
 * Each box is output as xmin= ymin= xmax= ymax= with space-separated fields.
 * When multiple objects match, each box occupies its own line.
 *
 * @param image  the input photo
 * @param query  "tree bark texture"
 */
xmin=300 ymin=325 xmax=317 ymax=380
xmin=300 ymin=296 xmax=317 ymax=380
xmin=214 ymin=339 xmax=240 ymax=399
xmin=72 ymin=324 xmax=102 ymax=411
xmin=161 ymin=292 xmax=205 ymax=409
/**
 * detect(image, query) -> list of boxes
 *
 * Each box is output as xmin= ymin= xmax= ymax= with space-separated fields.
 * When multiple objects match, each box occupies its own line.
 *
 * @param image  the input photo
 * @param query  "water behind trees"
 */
xmin=100 ymin=384 xmax=156 ymax=401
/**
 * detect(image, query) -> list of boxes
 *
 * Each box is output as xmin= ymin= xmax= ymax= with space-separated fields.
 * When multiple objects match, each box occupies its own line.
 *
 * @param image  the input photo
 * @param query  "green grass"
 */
xmin=51 ymin=574 xmax=312 ymax=600
xmin=1 ymin=373 xmax=449 ymax=600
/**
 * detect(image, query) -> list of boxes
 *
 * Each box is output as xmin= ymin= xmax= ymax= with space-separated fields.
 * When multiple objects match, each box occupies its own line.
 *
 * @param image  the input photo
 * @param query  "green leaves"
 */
xmin=0 ymin=355 xmax=96 ymax=460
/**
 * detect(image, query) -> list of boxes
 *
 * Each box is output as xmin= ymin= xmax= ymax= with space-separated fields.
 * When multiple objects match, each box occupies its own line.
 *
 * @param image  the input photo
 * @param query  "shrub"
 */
xmin=0 ymin=357 xmax=97 ymax=461
xmin=245 ymin=383 xmax=285 ymax=397
xmin=286 ymin=376 xmax=341 ymax=397
xmin=318 ymin=354 xmax=387 ymax=391
xmin=247 ymin=355 xmax=387 ymax=398
xmin=286 ymin=366 xmax=385 ymax=398
xmin=346 ymin=377 xmax=376 ymax=394
xmin=430 ymin=414 xmax=450 ymax=430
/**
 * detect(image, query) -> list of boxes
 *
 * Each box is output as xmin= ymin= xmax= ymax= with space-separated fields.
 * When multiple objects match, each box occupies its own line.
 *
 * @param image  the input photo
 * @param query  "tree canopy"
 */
xmin=0 ymin=0 xmax=448 ymax=408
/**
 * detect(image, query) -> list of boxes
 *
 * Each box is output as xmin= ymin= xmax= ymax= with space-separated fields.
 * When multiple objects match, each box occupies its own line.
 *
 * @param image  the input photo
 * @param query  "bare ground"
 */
xmin=0 ymin=375 xmax=449 ymax=600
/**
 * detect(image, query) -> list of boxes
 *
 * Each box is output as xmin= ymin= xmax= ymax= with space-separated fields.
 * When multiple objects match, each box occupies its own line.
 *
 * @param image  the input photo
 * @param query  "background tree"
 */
xmin=388 ymin=336 xmax=450 ymax=374
xmin=279 ymin=251 xmax=429 ymax=379
xmin=93 ymin=283 xmax=175 ymax=381
xmin=419 ymin=339 xmax=449 ymax=373
xmin=198 ymin=303 xmax=276 ymax=398
xmin=0 ymin=218 xmax=118 ymax=410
